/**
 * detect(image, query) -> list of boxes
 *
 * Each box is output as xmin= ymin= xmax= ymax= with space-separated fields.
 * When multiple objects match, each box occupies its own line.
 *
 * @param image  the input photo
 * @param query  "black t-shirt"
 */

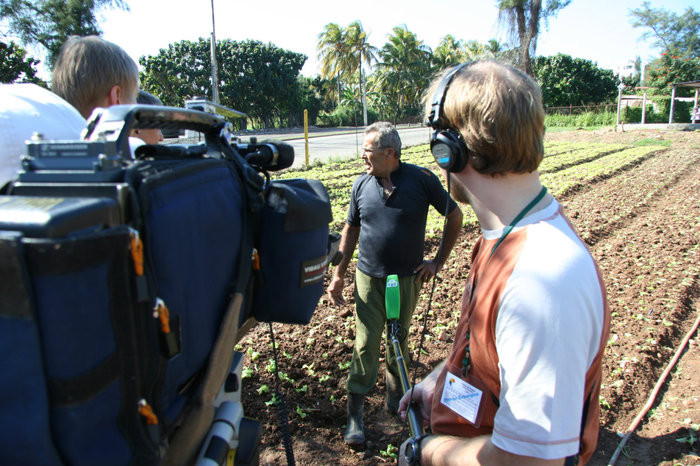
xmin=347 ymin=162 xmax=457 ymax=278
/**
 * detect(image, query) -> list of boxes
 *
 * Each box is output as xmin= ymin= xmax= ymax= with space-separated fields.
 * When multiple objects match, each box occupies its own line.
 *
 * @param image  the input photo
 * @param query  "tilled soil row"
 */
xmin=561 ymin=146 xmax=697 ymax=246
xmin=571 ymin=148 xmax=699 ymax=425
xmin=580 ymin=148 xmax=700 ymax=465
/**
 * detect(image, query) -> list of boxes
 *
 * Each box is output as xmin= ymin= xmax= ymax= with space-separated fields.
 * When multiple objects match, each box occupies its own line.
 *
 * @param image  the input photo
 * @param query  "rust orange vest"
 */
xmin=431 ymin=226 xmax=610 ymax=464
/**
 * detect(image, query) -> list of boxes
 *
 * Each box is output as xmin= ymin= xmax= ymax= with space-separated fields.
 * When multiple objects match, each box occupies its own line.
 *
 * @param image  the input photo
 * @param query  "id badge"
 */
xmin=440 ymin=369 xmax=488 ymax=427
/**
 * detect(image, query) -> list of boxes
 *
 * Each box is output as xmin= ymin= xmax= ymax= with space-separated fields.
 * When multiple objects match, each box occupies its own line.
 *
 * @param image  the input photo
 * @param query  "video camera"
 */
xmin=0 ymin=104 xmax=340 ymax=465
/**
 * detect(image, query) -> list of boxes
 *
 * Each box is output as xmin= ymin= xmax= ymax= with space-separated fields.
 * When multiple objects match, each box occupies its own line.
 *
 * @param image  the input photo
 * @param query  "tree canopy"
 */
xmin=139 ymin=38 xmax=308 ymax=128
xmin=629 ymin=2 xmax=699 ymax=60
xmin=373 ymin=25 xmax=432 ymax=121
xmin=629 ymin=3 xmax=699 ymax=94
xmin=497 ymin=0 xmax=571 ymax=75
xmin=0 ymin=0 xmax=128 ymax=68
xmin=0 ymin=40 xmax=44 ymax=84
xmin=533 ymin=54 xmax=617 ymax=106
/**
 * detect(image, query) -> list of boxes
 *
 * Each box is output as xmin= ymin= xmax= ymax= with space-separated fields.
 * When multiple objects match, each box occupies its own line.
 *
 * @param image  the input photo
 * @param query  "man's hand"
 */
xmin=414 ymin=259 xmax=439 ymax=283
xmin=327 ymin=275 xmax=346 ymax=306
xmin=398 ymin=381 xmax=434 ymax=428
xmin=325 ymin=223 xmax=359 ymax=306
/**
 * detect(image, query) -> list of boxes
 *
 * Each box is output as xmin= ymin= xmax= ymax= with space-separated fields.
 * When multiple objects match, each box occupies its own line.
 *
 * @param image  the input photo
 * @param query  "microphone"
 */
xmin=235 ymin=139 xmax=295 ymax=171
xmin=385 ymin=274 xmax=401 ymax=321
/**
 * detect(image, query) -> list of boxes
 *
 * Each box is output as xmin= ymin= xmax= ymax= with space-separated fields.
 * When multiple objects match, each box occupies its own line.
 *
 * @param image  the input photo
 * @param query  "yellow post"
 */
xmin=304 ymin=109 xmax=309 ymax=166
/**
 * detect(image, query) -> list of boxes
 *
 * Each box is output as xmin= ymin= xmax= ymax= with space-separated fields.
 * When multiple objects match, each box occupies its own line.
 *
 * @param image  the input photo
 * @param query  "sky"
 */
xmin=94 ymin=0 xmax=695 ymax=76
xmin=6 ymin=0 xmax=698 ymax=79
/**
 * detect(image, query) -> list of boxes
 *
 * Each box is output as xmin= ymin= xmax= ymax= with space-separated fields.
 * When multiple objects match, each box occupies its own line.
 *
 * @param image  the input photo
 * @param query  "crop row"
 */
xmin=274 ymin=141 xmax=666 ymax=235
xmin=540 ymin=143 xmax=629 ymax=173
xmin=540 ymin=145 xmax=662 ymax=197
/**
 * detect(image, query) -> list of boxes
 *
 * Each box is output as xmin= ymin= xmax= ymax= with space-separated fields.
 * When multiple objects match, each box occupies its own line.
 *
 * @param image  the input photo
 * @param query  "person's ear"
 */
xmin=108 ymin=85 xmax=122 ymax=106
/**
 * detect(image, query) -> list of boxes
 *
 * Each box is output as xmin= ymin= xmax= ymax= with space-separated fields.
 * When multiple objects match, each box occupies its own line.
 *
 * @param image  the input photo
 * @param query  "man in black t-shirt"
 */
xmin=327 ymin=121 xmax=463 ymax=445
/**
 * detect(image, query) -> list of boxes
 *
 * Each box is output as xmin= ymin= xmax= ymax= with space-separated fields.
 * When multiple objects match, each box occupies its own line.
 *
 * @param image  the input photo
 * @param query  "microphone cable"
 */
xmin=401 ymin=173 xmax=454 ymax=435
xmin=267 ymin=322 xmax=296 ymax=466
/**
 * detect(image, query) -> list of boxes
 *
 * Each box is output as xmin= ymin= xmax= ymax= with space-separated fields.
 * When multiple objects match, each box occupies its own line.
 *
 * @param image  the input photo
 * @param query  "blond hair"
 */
xmin=425 ymin=61 xmax=544 ymax=174
xmin=52 ymin=36 xmax=139 ymax=118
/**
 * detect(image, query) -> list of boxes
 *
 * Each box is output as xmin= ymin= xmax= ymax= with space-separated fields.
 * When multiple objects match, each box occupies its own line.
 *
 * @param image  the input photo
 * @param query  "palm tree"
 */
xmin=497 ymin=0 xmax=571 ymax=75
xmin=317 ymin=23 xmax=350 ymax=105
xmin=345 ymin=21 xmax=378 ymax=126
xmin=484 ymin=39 xmax=505 ymax=58
xmin=463 ymin=40 xmax=486 ymax=61
xmin=375 ymin=25 xmax=432 ymax=123
xmin=432 ymin=35 xmax=464 ymax=71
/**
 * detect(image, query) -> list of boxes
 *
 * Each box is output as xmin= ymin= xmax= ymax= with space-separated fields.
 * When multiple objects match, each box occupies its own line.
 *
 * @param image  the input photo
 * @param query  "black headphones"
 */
xmin=426 ymin=63 xmax=472 ymax=173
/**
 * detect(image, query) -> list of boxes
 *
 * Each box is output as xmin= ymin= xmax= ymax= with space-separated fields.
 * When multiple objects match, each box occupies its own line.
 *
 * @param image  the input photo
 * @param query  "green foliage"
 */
xmin=644 ymin=54 xmax=700 ymax=96
xmin=545 ymin=111 xmax=616 ymax=128
xmin=496 ymin=0 xmax=572 ymax=74
xmin=533 ymin=54 xmax=617 ymax=106
xmin=630 ymin=3 xmax=700 ymax=94
xmin=316 ymin=20 xmax=377 ymax=120
xmin=0 ymin=40 xmax=44 ymax=84
xmin=139 ymin=38 xmax=307 ymax=129
xmin=621 ymin=97 xmax=694 ymax=124
xmin=0 ymin=0 xmax=128 ymax=68
xmin=629 ymin=2 xmax=699 ymax=60
xmin=296 ymin=76 xmax=323 ymax=126
xmin=277 ymin=140 xmax=666 ymax=237
xmin=316 ymin=103 xmax=378 ymax=127
xmin=379 ymin=443 xmax=398 ymax=459
xmin=315 ymin=110 xmax=342 ymax=128
xmin=373 ymin=26 xmax=432 ymax=123
xmin=432 ymin=35 xmax=465 ymax=70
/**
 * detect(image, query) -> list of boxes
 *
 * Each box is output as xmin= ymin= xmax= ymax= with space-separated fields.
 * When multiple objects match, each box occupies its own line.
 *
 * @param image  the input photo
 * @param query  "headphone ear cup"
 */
xmin=430 ymin=129 xmax=468 ymax=173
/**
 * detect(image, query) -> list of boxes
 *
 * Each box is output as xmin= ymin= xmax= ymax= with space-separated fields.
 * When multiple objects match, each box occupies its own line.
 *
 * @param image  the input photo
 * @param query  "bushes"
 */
xmin=316 ymin=104 xmax=379 ymax=127
xmin=545 ymin=97 xmax=696 ymax=127
xmin=621 ymin=97 xmax=694 ymax=124
xmin=545 ymin=111 xmax=616 ymax=127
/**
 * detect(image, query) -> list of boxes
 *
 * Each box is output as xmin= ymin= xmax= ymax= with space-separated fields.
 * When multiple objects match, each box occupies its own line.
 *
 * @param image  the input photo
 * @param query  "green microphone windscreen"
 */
xmin=385 ymin=274 xmax=400 ymax=320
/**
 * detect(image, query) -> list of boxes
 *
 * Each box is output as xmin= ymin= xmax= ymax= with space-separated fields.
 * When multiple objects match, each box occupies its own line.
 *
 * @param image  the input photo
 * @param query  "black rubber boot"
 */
xmin=344 ymin=393 xmax=365 ymax=445
xmin=385 ymin=369 xmax=402 ymax=415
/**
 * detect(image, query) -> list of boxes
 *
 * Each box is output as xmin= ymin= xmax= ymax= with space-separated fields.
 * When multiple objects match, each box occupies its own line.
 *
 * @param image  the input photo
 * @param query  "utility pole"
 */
xmin=210 ymin=0 xmax=220 ymax=104
xmin=360 ymin=50 xmax=368 ymax=127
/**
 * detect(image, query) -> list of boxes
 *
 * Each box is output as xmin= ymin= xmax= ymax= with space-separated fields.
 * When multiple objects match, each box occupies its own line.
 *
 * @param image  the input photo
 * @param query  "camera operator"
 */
xmin=132 ymin=90 xmax=165 ymax=145
xmin=397 ymin=61 xmax=610 ymax=465
xmin=51 ymin=35 xmax=139 ymax=119
xmin=1 ymin=35 xmax=144 ymax=189
xmin=327 ymin=121 xmax=463 ymax=445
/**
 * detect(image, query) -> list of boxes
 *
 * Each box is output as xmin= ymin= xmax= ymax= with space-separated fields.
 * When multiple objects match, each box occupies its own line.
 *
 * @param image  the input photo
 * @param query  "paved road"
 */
xmin=242 ymin=125 xmax=433 ymax=168
xmin=169 ymin=125 xmax=433 ymax=169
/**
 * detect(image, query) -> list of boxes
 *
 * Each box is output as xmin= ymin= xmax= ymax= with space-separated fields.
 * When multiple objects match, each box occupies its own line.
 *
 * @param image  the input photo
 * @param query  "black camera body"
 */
xmin=0 ymin=105 xmax=337 ymax=465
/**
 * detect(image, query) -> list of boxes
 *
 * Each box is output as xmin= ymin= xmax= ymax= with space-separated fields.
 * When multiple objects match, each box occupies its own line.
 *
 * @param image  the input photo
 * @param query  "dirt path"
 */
xmin=241 ymin=128 xmax=700 ymax=465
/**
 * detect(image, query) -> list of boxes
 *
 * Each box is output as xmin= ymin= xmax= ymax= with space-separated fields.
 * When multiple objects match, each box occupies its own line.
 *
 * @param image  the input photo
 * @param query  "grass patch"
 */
xmin=545 ymin=125 xmax=613 ymax=133
xmin=633 ymin=138 xmax=671 ymax=147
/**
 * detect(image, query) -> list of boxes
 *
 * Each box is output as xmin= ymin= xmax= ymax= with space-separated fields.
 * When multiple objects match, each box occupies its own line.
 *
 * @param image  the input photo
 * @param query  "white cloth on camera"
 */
xmin=0 ymin=83 xmax=86 ymax=186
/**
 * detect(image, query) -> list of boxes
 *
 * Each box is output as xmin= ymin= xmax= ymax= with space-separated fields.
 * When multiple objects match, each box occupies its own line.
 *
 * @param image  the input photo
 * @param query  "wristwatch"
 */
xmin=404 ymin=434 xmax=428 ymax=465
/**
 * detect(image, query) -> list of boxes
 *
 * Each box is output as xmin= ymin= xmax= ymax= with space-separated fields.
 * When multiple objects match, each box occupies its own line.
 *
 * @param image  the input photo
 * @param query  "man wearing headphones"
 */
xmin=397 ymin=61 xmax=610 ymax=465
xmin=328 ymin=121 xmax=463 ymax=445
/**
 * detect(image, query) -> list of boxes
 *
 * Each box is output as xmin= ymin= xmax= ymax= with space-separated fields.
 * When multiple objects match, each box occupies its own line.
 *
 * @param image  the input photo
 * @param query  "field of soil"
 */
xmin=239 ymin=127 xmax=699 ymax=465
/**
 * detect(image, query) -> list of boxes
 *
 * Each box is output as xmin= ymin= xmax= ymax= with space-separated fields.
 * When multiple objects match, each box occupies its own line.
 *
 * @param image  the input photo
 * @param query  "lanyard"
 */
xmin=462 ymin=185 xmax=548 ymax=375
xmin=489 ymin=186 xmax=548 ymax=258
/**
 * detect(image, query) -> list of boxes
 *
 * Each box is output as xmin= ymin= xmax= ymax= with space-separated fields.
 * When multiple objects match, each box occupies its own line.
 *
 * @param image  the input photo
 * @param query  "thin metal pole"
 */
xmin=210 ymin=0 xmax=220 ymax=104
xmin=668 ymin=85 xmax=676 ymax=125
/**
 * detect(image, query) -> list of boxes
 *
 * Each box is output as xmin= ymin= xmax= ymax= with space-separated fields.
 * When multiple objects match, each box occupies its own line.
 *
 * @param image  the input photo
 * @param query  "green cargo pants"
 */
xmin=346 ymin=270 xmax=421 ymax=395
